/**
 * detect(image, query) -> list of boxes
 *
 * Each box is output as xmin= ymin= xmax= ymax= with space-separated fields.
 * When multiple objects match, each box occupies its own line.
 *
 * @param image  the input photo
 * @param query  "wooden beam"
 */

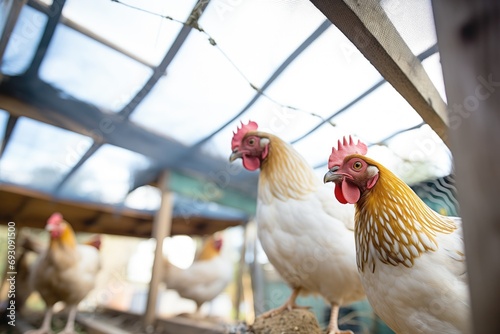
xmin=144 ymin=171 xmax=173 ymax=329
xmin=309 ymin=0 xmax=450 ymax=145
xmin=432 ymin=1 xmax=500 ymax=333
xmin=0 ymin=114 xmax=18 ymax=159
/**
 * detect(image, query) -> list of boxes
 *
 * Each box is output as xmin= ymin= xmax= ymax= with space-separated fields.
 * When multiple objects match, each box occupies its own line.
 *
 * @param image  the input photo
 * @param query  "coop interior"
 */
xmin=0 ymin=0 xmax=498 ymax=333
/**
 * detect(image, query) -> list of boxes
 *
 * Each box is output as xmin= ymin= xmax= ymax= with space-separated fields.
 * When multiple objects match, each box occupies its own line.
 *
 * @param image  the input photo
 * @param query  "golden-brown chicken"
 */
xmin=26 ymin=213 xmax=101 ymax=334
xmin=324 ymin=136 xmax=471 ymax=333
xmin=162 ymin=234 xmax=232 ymax=314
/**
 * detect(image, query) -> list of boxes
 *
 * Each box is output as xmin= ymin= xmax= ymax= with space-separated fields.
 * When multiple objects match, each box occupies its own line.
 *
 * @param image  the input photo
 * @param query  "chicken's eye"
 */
xmin=248 ymin=138 xmax=256 ymax=145
xmin=353 ymin=161 xmax=363 ymax=170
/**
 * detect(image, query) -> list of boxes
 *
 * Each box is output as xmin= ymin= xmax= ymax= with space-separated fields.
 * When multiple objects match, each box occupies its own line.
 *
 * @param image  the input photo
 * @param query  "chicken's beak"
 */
xmin=229 ymin=150 xmax=243 ymax=162
xmin=323 ymin=166 xmax=342 ymax=184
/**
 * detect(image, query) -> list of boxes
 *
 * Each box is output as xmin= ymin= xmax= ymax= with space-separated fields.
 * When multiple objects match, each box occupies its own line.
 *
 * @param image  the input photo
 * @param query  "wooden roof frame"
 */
xmin=0 ymin=0 xmax=450 ymax=238
xmin=0 ymin=182 xmax=243 ymax=238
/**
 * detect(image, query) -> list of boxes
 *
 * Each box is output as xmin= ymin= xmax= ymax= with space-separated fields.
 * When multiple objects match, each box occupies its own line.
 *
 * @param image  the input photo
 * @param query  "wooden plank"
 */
xmin=144 ymin=171 xmax=173 ymax=328
xmin=156 ymin=316 xmax=227 ymax=334
xmin=92 ymin=308 xmax=227 ymax=334
xmin=76 ymin=313 xmax=133 ymax=334
xmin=0 ymin=183 xmax=244 ymax=237
xmin=432 ymin=1 xmax=500 ymax=333
xmin=309 ymin=0 xmax=450 ymax=145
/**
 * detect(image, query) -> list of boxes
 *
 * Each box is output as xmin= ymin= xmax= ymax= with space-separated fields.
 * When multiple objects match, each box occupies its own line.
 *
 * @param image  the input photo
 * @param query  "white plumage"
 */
xmin=361 ymin=217 xmax=470 ymax=333
xmin=164 ymin=256 xmax=233 ymax=309
xmin=163 ymin=236 xmax=233 ymax=313
xmin=230 ymin=124 xmax=364 ymax=334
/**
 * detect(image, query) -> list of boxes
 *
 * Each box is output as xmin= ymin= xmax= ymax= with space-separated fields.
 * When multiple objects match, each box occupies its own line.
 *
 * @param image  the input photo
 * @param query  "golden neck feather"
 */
xmin=355 ymin=159 xmax=457 ymax=273
xmin=50 ymin=222 xmax=77 ymax=250
xmin=197 ymin=241 xmax=220 ymax=261
xmin=256 ymin=133 xmax=317 ymax=202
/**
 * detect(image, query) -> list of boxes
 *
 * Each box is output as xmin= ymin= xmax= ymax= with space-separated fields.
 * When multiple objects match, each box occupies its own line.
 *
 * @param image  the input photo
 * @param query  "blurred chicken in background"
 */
xmin=162 ymin=234 xmax=233 ymax=316
xmin=0 ymin=235 xmax=41 ymax=323
xmin=25 ymin=213 xmax=101 ymax=334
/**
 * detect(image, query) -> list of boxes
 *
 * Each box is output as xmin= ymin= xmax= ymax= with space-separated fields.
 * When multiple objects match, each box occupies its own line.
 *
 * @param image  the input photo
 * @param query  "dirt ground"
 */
xmin=250 ymin=308 xmax=322 ymax=334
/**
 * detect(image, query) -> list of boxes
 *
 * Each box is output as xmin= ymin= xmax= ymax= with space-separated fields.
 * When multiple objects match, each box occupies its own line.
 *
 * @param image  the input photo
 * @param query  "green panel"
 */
xmin=168 ymin=172 xmax=256 ymax=215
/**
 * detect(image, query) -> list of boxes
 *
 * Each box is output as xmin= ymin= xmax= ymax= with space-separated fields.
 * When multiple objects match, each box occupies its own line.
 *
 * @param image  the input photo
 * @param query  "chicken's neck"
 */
xmin=47 ymin=225 xmax=79 ymax=268
xmin=258 ymin=134 xmax=317 ymax=203
xmin=354 ymin=166 xmax=457 ymax=273
xmin=197 ymin=244 xmax=219 ymax=261
xmin=50 ymin=225 xmax=77 ymax=251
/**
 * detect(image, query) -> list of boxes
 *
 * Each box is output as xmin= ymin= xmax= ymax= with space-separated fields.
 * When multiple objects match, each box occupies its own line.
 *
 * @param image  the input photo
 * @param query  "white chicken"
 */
xmin=162 ymin=234 xmax=233 ymax=314
xmin=229 ymin=121 xmax=365 ymax=334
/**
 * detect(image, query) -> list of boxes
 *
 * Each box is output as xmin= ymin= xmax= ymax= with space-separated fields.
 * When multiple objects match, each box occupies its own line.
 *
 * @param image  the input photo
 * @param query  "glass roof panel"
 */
xmin=198 ymin=0 xmax=443 ymax=165
xmin=124 ymin=185 xmax=161 ymax=211
xmin=422 ymin=52 xmax=447 ymax=102
xmin=62 ymin=0 xmax=197 ymax=66
xmin=198 ymin=99 xmax=323 ymax=162
xmin=58 ymin=144 xmax=152 ymax=204
xmin=261 ymin=25 xmax=383 ymax=121
xmin=198 ymin=0 xmax=327 ymax=88
xmin=1 ymin=5 xmax=47 ymax=75
xmin=373 ymin=124 xmax=452 ymax=184
xmin=328 ymin=82 xmax=424 ymax=144
xmin=381 ymin=0 xmax=437 ymax=56
xmin=130 ymin=29 xmax=256 ymax=145
xmin=0 ymin=110 xmax=8 ymax=141
xmin=131 ymin=0 xmax=335 ymax=145
xmin=0 ymin=117 xmax=93 ymax=191
xmin=292 ymin=124 xmax=348 ymax=169
xmin=39 ymin=24 xmax=152 ymax=112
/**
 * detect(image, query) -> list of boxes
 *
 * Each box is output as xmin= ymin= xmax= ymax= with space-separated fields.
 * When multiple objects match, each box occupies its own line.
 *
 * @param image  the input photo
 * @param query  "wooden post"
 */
xmin=234 ymin=221 xmax=248 ymax=320
xmin=143 ymin=171 xmax=173 ymax=329
xmin=432 ymin=1 xmax=500 ymax=333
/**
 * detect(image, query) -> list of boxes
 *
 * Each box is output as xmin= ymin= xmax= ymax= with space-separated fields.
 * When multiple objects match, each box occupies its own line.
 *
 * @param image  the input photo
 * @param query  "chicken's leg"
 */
xmin=260 ymin=287 xmax=310 ymax=318
xmin=59 ymin=305 xmax=77 ymax=334
xmin=326 ymin=303 xmax=353 ymax=334
xmin=25 ymin=306 xmax=54 ymax=334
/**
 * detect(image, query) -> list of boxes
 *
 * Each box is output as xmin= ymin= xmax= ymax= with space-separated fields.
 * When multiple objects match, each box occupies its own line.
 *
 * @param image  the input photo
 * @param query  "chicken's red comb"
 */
xmin=231 ymin=120 xmax=258 ymax=150
xmin=328 ymin=136 xmax=368 ymax=168
xmin=47 ymin=212 xmax=63 ymax=225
